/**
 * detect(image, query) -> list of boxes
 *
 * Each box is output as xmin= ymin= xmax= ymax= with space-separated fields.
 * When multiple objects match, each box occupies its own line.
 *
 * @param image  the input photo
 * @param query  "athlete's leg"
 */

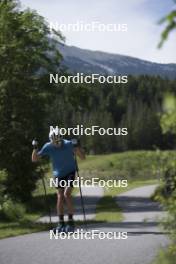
xmin=64 ymin=186 xmax=75 ymax=232
xmin=57 ymin=188 xmax=64 ymax=216
xmin=53 ymin=188 xmax=65 ymax=232
xmin=64 ymin=187 xmax=74 ymax=215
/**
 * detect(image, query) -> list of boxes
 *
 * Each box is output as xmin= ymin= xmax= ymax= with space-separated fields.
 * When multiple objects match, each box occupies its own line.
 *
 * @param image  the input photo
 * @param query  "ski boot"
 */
xmin=53 ymin=223 xmax=65 ymax=234
xmin=65 ymin=221 xmax=75 ymax=234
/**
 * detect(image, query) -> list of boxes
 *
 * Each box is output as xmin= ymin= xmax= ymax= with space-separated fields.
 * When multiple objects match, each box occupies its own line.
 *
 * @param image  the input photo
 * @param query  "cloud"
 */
xmin=20 ymin=0 xmax=176 ymax=63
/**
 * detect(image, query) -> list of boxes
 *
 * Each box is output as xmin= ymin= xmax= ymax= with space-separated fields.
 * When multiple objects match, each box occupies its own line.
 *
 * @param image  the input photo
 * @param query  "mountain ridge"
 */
xmin=57 ymin=43 xmax=176 ymax=79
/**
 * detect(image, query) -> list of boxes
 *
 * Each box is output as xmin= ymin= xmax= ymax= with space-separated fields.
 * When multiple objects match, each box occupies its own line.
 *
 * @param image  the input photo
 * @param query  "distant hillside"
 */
xmin=57 ymin=44 xmax=176 ymax=79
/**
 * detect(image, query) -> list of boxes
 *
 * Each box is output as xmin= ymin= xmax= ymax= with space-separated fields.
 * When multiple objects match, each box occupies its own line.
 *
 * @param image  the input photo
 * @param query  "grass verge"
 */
xmin=0 ymin=221 xmax=51 ymax=239
xmin=79 ymin=151 xmax=174 ymax=180
xmin=152 ymin=245 xmax=176 ymax=264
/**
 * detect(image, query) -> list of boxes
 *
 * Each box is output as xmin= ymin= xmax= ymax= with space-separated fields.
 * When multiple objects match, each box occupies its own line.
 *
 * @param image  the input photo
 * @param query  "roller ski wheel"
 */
xmin=65 ymin=222 xmax=75 ymax=234
xmin=53 ymin=224 xmax=65 ymax=234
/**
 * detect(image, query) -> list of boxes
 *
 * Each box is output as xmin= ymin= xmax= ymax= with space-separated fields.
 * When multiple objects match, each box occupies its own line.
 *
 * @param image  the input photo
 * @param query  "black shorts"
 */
xmin=56 ymin=171 xmax=76 ymax=189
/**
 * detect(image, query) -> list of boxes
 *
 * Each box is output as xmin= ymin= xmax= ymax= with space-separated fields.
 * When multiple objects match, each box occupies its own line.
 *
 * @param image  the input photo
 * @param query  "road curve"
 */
xmin=0 ymin=185 xmax=169 ymax=264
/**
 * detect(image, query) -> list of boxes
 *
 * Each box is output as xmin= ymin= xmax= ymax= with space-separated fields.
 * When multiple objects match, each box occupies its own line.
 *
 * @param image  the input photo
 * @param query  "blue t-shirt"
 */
xmin=38 ymin=140 xmax=76 ymax=178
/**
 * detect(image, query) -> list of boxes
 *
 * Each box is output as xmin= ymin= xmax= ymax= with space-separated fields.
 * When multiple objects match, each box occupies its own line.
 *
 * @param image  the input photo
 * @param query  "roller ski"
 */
xmin=52 ymin=223 xmax=65 ymax=234
xmin=65 ymin=221 xmax=75 ymax=234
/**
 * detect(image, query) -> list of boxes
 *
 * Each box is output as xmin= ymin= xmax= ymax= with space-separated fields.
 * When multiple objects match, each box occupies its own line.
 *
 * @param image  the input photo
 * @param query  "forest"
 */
xmin=47 ymin=75 xmax=176 ymax=153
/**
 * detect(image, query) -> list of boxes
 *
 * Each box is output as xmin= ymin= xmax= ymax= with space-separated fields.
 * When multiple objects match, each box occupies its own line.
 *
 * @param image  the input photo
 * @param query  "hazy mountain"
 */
xmin=58 ymin=44 xmax=176 ymax=79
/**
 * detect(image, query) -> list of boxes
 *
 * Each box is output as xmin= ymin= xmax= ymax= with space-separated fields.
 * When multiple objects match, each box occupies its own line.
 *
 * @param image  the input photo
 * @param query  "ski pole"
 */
xmin=40 ymin=165 xmax=52 ymax=226
xmin=74 ymin=153 xmax=87 ymax=230
xmin=32 ymin=139 xmax=52 ymax=226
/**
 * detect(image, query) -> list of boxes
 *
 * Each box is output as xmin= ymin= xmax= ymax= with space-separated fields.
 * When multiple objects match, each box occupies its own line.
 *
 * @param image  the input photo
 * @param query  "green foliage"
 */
xmin=0 ymin=170 xmax=7 ymax=205
xmin=1 ymin=198 xmax=25 ymax=221
xmin=78 ymin=151 xmax=174 ymax=180
xmin=161 ymin=94 xmax=176 ymax=134
xmin=155 ymin=189 xmax=176 ymax=260
xmin=158 ymin=0 xmax=176 ymax=48
xmin=0 ymin=0 xmax=63 ymax=201
xmin=156 ymin=85 xmax=176 ymax=263
xmin=154 ymin=161 xmax=176 ymax=261
xmin=162 ymin=164 xmax=176 ymax=196
xmin=156 ymin=163 xmax=176 ymax=245
xmin=153 ymin=247 xmax=176 ymax=264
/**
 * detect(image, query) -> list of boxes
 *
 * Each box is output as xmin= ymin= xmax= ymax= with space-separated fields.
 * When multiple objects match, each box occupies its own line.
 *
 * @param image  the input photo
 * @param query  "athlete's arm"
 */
xmin=75 ymin=147 xmax=85 ymax=160
xmin=32 ymin=142 xmax=49 ymax=162
xmin=32 ymin=149 xmax=40 ymax=162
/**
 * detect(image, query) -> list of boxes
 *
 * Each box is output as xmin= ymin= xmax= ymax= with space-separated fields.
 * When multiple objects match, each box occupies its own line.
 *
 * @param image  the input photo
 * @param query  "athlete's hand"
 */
xmin=32 ymin=139 xmax=38 ymax=150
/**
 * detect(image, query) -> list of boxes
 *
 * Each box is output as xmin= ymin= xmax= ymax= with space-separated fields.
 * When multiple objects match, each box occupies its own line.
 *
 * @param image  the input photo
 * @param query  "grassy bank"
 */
xmin=152 ymin=246 xmax=176 ymax=264
xmin=79 ymin=150 xmax=174 ymax=180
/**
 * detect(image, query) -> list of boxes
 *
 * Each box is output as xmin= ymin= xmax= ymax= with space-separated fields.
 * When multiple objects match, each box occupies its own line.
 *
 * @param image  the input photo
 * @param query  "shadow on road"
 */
xmin=78 ymin=221 xmax=168 ymax=236
xmin=116 ymin=196 xmax=162 ymax=212
xmin=29 ymin=193 xmax=163 ymax=216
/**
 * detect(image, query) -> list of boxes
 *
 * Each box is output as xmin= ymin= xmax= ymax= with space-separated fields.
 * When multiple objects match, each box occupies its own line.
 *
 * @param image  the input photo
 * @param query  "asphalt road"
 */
xmin=38 ymin=185 xmax=104 ymax=223
xmin=0 ymin=185 xmax=169 ymax=264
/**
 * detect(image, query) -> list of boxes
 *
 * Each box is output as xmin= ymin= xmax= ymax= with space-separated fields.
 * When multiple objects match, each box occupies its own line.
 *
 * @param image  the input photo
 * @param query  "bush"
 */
xmin=0 ymin=170 xmax=7 ymax=204
xmin=1 ymin=199 xmax=26 ymax=221
xmin=162 ymin=190 xmax=176 ymax=242
xmin=162 ymin=165 xmax=176 ymax=197
xmin=154 ymin=161 xmax=176 ymax=263
xmin=0 ymin=170 xmax=7 ymax=218
xmin=153 ymin=247 xmax=176 ymax=264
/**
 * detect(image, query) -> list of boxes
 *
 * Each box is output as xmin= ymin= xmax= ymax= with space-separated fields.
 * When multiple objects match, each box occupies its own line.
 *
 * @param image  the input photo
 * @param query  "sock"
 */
xmin=68 ymin=214 xmax=74 ymax=224
xmin=59 ymin=215 xmax=64 ymax=225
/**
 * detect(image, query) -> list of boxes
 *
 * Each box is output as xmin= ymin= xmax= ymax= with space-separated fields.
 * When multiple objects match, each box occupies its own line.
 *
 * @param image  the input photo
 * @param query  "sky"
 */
xmin=20 ymin=0 xmax=176 ymax=64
